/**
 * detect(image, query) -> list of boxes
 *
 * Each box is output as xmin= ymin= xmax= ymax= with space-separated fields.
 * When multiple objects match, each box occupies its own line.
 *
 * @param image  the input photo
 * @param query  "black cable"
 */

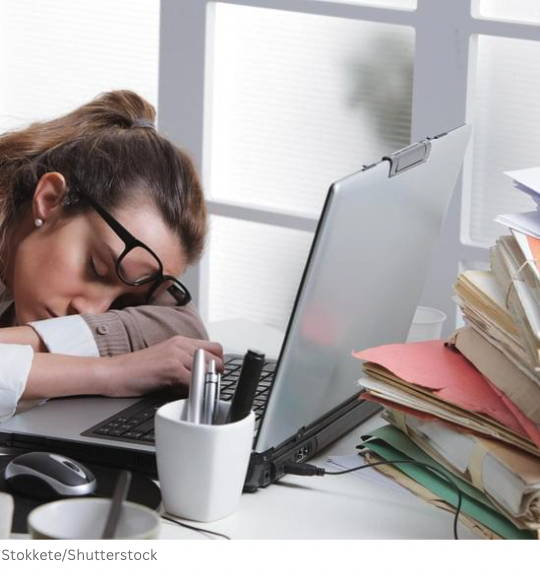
xmin=161 ymin=514 xmax=231 ymax=540
xmin=283 ymin=458 xmax=464 ymax=540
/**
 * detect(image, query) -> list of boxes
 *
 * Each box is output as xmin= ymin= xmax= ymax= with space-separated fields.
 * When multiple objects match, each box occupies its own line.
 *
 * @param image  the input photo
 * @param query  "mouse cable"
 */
xmin=161 ymin=513 xmax=231 ymax=540
xmin=282 ymin=458 xmax=463 ymax=540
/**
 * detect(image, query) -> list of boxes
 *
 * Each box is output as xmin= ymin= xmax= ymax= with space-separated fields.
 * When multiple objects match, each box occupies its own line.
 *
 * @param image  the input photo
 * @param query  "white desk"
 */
xmin=158 ymin=413 xmax=477 ymax=540
xmin=158 ymin=320 xmax=478 ymax=540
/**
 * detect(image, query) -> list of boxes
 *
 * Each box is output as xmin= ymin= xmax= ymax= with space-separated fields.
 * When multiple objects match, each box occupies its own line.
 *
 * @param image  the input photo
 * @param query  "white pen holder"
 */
xmin=155 ymin=399 xmax=254 ymax=523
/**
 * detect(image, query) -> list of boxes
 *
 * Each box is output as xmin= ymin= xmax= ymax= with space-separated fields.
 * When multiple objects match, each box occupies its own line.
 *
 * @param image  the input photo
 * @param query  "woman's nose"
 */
xmin=68 ymin=290 xmax=118 ymax=316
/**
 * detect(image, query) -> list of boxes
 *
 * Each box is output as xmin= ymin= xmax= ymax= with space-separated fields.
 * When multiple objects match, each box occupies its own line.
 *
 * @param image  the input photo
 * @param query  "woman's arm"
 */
xmin=22 ymin=335 xmax=223 ymax=400
xmin=0 ymin=296 xmax=212 ymax=358
xmin=81 ymin=300 xmax=209 ymax=356
xmin=0 ymin=326 xmax=46 ymax=351
xmin=22 ymin=353 xmax=109 ymax=399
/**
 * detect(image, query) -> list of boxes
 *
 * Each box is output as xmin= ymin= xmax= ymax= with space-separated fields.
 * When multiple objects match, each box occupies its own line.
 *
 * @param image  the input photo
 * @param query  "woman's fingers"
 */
xmin=166 ymin=337 xmax=224 ymax=387
xmin=195 ymin=339 xmax=224 ymax=366
xmin=177 ymin=337 xmax=224 ymax=373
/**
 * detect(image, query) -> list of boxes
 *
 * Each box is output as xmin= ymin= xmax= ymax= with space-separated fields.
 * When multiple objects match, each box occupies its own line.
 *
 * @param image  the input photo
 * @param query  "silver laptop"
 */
xmin=0 ymin=125 xmax=471 ymax=488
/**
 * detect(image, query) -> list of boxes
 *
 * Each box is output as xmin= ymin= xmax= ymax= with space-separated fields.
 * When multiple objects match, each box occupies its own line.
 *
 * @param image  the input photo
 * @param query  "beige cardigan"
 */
xmin=0 ymin=282 xmax=208 ymax=356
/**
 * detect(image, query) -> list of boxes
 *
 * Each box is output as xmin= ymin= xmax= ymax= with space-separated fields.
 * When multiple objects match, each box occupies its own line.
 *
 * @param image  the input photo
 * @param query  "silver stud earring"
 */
xmin=34 ymin=218 xmax=44 ymax=228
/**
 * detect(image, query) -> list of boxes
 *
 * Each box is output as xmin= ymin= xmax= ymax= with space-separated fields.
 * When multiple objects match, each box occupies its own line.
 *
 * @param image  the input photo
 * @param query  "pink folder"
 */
xmin=354 ymin=340 xmax=529 ymax=439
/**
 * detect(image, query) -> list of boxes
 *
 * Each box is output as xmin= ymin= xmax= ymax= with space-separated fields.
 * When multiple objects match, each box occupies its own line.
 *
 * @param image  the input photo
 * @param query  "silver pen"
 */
xmin=187 ymin=349 xmax=206 ymax=423
xmin=213 ymin=373 xmax=221 ymax=424
xmin=203 ymin=360 xmax=218 ymax=424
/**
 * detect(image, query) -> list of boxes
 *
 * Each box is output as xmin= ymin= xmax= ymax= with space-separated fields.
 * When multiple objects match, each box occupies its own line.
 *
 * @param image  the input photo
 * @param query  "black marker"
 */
xmin=228 ymin=349 xmax=266 ymax=423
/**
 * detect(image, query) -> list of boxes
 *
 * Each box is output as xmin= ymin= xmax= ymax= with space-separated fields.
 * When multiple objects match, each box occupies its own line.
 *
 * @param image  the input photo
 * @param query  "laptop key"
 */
xmin=143 ymin=431 xmax=155 ymax=441
xmin=137 ymin=410 xmax=157 ymax=420
xmin=130 ymin=419 xmax=155 ymax=435
xmin=123 ymin=430 xmax=145 ymax=440
xmin=124 ymin=416 xmax=150 ymax=427
xmin=106 ymin=429 xmax=125 ymax=437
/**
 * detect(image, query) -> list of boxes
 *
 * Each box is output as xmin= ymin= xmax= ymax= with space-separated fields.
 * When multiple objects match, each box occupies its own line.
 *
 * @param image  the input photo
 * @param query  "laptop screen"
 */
xmin=255 ymin=125 xmax=471 ymax=452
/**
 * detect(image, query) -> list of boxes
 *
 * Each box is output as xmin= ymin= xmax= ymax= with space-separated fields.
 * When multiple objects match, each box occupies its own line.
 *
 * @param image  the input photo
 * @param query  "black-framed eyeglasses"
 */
xmin=76 ymin=192 xmax=191 ymax=307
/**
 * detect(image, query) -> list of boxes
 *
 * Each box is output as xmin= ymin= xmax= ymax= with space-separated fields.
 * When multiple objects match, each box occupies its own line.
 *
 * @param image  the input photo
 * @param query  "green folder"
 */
xmin=358 ymin=425 xmax=535 ymax=540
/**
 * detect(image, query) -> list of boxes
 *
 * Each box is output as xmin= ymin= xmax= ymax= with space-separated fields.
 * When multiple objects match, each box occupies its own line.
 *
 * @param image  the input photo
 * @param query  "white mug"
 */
xmin=155 ymin=399 xmax=254 ymax=523
xmin=27 ymin=498 xmax=160 ymax=539
xmin=406 ymin=305 xmax=447 ymax=342
xmin=0 ymin=492 xmax=14 ymax=538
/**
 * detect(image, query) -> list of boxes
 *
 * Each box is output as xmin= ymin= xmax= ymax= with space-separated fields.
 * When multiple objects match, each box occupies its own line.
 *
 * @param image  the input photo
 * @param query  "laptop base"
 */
xmin=0 ymin=396 xmax=380 ymax=491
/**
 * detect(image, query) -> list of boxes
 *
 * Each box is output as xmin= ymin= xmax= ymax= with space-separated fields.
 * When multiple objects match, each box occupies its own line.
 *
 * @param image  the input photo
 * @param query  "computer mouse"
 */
xmin=4 ymin=452 xmax=97 ymax=501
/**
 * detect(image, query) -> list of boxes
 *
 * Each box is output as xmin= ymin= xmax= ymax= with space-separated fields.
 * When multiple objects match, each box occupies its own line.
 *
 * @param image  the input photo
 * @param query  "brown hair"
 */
xmin=0 ymin=90 xmax=206 ymax=275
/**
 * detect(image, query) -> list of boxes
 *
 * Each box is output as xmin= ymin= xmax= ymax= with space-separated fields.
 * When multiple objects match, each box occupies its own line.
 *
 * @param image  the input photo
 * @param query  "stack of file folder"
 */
xmin=354 ymin=167 xmax=540 ymax=539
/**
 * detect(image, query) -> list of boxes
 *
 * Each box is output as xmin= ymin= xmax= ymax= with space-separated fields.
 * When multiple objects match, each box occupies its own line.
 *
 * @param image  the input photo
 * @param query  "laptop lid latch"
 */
xmin=384 ymin=139 xmax=432 ymax=177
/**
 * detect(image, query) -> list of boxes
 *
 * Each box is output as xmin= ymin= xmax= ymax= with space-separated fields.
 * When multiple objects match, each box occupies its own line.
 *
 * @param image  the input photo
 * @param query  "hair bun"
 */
xmin=90 ymin=90 xmax=157 ymax=130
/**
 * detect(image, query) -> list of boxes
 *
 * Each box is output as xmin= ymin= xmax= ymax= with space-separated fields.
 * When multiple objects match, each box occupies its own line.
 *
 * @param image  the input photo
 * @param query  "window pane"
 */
xmin=467 ymin=35 xmax=540 ymax=246
xmin=0 ymin=0 xmax=159 ymax=132
xmin=208 ymin=3 xmax=414 ymax=216
xmin=208 ymin=216 xmax=314 ymax=330
xmin=311 ymin=0 xmax=416 ymax=9
xmin=478 ymin=0 xmax=540 ymax=25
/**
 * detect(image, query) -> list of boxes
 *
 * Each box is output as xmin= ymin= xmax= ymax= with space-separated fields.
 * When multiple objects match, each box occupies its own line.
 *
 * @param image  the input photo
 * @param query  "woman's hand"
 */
xmin=102 ymin=336 xmax=224 ymax=397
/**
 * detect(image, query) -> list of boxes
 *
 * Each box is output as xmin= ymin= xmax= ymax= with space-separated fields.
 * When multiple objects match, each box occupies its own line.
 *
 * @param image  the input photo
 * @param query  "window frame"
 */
xmin=158 ymin=0 xmax=540 ymax=326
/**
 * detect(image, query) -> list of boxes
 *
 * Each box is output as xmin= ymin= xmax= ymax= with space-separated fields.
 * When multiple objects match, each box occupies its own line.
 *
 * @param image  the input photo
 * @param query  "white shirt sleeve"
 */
xmin=27 ymin=315 xmax=99 ymax=357
xmin=0 ymin=343 xmax=34 ymax=422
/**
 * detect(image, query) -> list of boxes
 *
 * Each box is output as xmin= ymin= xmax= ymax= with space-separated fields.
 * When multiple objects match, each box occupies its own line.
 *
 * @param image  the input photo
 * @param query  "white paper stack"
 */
xmin=496 ymin=168 xmax=540 ymax=232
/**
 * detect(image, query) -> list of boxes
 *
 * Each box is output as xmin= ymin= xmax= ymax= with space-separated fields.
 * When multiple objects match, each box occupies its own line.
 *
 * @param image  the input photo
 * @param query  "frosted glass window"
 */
xmin=0 ymin=0 xmax=159 ymax=132
xmin=478 ymin=0 xmax=540 ymax=25
xmin=208 ymin=216 xmax=314 ymax=329
xmin=467 ymin=35 xmax=540 ymax=246
xmin=312 ymin=0 xmax=416 ymax=9
xmin=208 ymin=3 xmax=414 ymax=217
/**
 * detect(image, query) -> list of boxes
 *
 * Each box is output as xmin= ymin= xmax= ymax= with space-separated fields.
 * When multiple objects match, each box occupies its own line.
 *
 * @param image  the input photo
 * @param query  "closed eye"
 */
xmin=88 ymin=257 xmax=107 ymax=280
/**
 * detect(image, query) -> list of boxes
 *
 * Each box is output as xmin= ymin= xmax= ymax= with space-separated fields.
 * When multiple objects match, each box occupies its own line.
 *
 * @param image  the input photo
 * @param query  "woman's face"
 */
xmin=8 ymin=173 xmax=186 ymax=325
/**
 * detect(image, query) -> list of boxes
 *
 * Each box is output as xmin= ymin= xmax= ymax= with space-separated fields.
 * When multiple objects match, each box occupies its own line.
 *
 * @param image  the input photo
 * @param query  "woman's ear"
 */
xmin=32 ymin=172 xmax=67 ymax=223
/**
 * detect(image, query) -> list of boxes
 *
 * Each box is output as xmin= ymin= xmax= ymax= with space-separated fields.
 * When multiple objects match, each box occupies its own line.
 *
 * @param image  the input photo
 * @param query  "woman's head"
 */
xmin=0 ymin=90 xmax=206 ymax=324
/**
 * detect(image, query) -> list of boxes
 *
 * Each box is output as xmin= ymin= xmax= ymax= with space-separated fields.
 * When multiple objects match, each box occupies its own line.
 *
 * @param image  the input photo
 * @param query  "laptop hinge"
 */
xmin=384 ymin=139 xmax=431 ymax=177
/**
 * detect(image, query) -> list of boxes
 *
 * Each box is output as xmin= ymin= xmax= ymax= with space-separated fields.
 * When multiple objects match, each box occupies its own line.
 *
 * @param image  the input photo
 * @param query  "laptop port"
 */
xmin=294 ymin=445 xmax=312 ymax=463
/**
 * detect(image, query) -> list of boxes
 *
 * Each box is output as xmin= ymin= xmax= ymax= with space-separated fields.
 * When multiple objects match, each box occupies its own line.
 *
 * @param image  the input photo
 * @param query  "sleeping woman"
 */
xmin=0 ymin=90 xmax=223 ymax=421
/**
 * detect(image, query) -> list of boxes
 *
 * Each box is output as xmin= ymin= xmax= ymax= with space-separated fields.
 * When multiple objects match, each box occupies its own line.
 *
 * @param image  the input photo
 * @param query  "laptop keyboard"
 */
xmin=82 ymin=354 xmax=277 ymax=445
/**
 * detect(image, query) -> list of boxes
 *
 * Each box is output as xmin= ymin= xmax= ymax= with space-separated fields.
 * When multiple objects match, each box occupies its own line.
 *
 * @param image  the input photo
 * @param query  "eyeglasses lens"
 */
xmin=117 ymin=246 xmax=162 ymax=285
xmin=149 ymin=279 xmax=190 ymax=305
